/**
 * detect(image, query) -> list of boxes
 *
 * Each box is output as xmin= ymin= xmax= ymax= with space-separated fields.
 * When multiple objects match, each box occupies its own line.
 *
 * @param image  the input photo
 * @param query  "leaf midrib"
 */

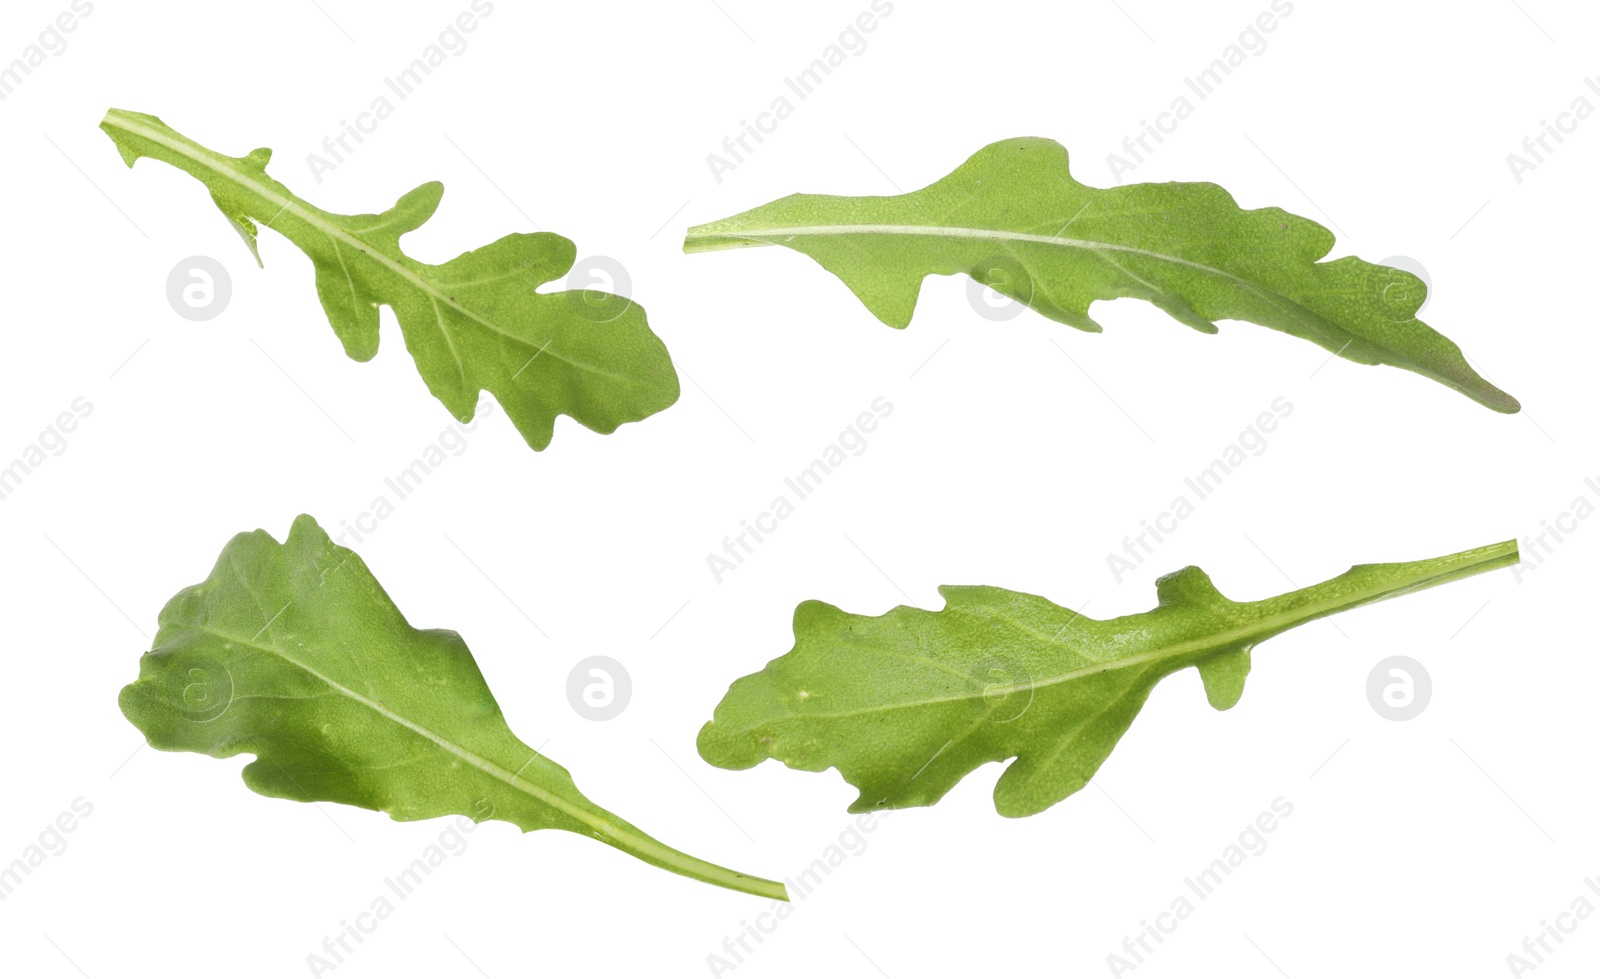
xmin=193 ymin=625 xmax=621 ymax=832
xmin=767 ymin=550 xmax=1507 ymax=724
xmin=196 ymin=622 xmax=783 ymax=892
xmin=203 ymin=624 xmax=779 ymax=896
xmin=187 ymin=620 xmax=781 ymax=895
xmin=183 ymin=619 xmax=783 ymax=899
xmin=685 ymin=222 xmax=1328 ymax=330
xmin=105 ymin=113 xmax=626 ymax=383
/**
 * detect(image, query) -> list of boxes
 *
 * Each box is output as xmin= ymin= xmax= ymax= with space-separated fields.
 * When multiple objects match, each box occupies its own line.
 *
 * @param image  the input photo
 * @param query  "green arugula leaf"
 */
xmin=699 ymin=540 xmax=1517 ymax=817
xmin=101 ymin=109 xmax=680 ymax=450
xmin=120 ymin=515 xmax=785 ymax=900
xmin=684 ymin=137 xmax=1517 ymax=413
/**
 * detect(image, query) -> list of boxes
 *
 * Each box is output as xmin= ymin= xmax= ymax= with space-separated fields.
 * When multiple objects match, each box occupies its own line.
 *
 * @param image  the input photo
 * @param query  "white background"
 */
xmin=0 ymin=1 xmax=1594 ymax=976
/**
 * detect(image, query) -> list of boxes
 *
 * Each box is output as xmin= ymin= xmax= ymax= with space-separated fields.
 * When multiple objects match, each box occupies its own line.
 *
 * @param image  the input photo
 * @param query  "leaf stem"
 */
xmin=1238 ymin=538 xmax=1520 ymax=633
xmin=586 ymin=821 xmax=790 ymax=902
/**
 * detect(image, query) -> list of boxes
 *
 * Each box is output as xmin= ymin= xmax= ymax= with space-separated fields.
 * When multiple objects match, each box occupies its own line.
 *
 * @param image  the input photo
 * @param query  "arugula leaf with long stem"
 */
xmin=102 ymin=109 xmax=680 ymax=451
xmin=684 ymin=137 xmax=1518 ymax=413
xmin=120 ymin=515 xmax=785 ymax=900
xmin=699 ymin=540 xmax=1517 ymax=817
